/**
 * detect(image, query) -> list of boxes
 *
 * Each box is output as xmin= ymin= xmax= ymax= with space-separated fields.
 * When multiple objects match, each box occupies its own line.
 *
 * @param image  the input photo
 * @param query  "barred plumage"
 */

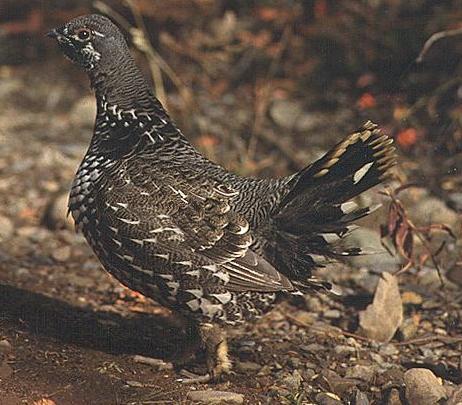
xmin=50 ymin=14 xmax=397 ymax=381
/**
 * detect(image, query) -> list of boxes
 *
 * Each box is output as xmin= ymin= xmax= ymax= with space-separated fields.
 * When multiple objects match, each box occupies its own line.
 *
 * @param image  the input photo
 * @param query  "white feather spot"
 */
xmin=122 ymin=254 xmax=134 ymax=262
xmin=130 ymin=238 xmax=144 ymax=246
xmin=186 ymin=299 xmax=200 ymax=311
xmin=119 ymin=218 xmax=140 ymax=225
xmin=200 ymin=299 xmax=222 ymax=316
xmin=186 ymin=270 xmax=201 ymax=277
xmin=166 ymin=281 xmax=179 ymax=295
xmin=186 ymin=289 xmax=203 ymax=298
xmin=340 ymin=201 xmax=358 ymax=214
xmin=234 ymin=222 xmax=249 ymax=235
xmin=202 ymin=264 xmax=217 ymax=272
xmin=353 ymin=162 xmax=374 ymax=184
xmin=153 ymin=253 xmax=169 ymax=260
xmin=131 ymin=264 xmax=151 ymax=275
xmin=213 ymin=271 xmax=230 ymax=284
xmin=175 ymin=261 xmax=192 ymax=267
xmin=320 ymin=233 xmax=341 ymax=243
xmin=210 ymin=291 xmax=232 ymax=304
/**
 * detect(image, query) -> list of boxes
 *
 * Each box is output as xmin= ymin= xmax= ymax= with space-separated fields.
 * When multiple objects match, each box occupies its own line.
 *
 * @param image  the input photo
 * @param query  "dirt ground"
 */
xmin=0 ymin=25 xmax=461 ymax=404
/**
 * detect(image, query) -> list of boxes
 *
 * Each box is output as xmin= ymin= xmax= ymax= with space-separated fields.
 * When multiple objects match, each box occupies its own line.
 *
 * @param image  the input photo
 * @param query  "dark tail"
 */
xmin=267 ymin=121 xmax=397 ymax=291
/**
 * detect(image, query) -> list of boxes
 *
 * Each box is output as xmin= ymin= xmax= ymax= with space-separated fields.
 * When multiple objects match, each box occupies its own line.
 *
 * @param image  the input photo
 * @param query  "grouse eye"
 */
xmin=76 ymin=28 xmax=91 ymax=41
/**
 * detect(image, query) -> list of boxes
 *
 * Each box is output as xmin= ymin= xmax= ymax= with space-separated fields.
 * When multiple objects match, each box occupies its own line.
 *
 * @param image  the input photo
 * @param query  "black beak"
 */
xmin=46 ymin=29 xmax=60 ymax=39
xmin=45 ymin=28 xmax=59 ymax=38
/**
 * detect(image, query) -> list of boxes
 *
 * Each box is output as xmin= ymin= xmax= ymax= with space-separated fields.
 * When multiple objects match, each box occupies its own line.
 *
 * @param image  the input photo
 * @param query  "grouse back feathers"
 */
xmin=51 ymin=14 xmax=398 ymax=326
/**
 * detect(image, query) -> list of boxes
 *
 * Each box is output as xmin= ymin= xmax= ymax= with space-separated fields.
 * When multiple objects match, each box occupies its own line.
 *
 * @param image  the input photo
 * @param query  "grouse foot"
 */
xmin=177 ymin=323 xmax=231 ymax=384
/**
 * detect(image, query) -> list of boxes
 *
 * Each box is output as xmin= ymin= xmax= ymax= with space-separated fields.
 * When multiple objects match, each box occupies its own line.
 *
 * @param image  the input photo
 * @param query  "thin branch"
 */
xmin=286 ymin=314 xmax=374 ymax=343
xmin=417 ymin=27 xmax=462 ymax=63
xmin=93 ymin=0 xmax=192 ymax=108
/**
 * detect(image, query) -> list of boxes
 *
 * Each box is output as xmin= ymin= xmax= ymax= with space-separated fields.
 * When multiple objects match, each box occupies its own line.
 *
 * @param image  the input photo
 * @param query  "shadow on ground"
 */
xmin=0 ymin=283 xmax=191 ymax=360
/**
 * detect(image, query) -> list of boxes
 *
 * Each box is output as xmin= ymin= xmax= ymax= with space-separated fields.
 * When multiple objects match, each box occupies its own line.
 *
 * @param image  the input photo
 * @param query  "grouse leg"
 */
xmin=178 ymin=323 xmax=231 ymax=384
xmin=200 ymin=323 xmax=232 ymax=380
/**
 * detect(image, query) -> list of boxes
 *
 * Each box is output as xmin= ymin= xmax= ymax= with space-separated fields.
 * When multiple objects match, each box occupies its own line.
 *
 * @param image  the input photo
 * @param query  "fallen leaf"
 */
xmin=357 ymin=93 xmax=376 ymax=110
xmin=397 ymin=128 xmax=419 ymax=148
xmin=197 ymin=134 xmax=219 ymax=148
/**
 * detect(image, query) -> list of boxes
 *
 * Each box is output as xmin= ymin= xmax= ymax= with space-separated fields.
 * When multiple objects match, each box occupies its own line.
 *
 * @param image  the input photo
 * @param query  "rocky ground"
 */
xmin=0 ymin=59 xmax=461 ymax=405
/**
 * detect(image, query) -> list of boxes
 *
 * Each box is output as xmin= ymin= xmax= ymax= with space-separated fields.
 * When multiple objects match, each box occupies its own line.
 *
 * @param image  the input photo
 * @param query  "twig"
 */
xmin=93 ymin=1 xmax=132 ymax=31
xmin=253 ymin=130 xmax=304 ymax=171
xmin=248 ymin=25 xmax=292 ymax=161
xmin=417 ymin=27 xmax=462 ymax=63
xmin=396 ymin=334 xmax=462 ymax=346
xmin=133 ymin=355 xmax=173 ymax=369
xmin=125 ymin=0 xmax=166 ymax=106
xmin=93 ymin=0 xmax=192 ymax=108
xmin=286 ymin=314 xmax=373 ymax=343
xmin=380 ymin=186 xmax=455 ymax=282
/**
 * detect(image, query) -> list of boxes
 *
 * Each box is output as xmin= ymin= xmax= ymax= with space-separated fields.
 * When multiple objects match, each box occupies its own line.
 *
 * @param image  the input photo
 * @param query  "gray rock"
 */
xmin=346 ymin=228 xmax=400 ymax=271
xmin=294 ymin=112 xmax=325 ymax=132
xmin=301 ymin=343 xmax=325 ymax=353
xmin=379 ymin=343 xmax=399 ymax=356
xmin=353 ymin=390 xmax=370 ymax=405
xmin=0 ymin=339 xmax=12 ymax=353
xmin=235 ymin=361 xmax=261 ymax=373
xmin=324 ymin=309 xmax=341 ymax=319
xmin=187 ymin=390 xmax=244 ymax=404
xmin=334 ymin=345 xmax=356 ymax=355
xmin=358 ymin=272 xmax=403 ymax=342
xmin=404 ymin=368 xmax=447 ymax=405
xmin=269 ymin=100 xmax=303 ymax=129
xmin=448 ymin=192 xmax=462 ymax=212
xmin=315 ymin=392 xmax=343 ymax=405
xmin=0 ymin=215 xmax=14 ymax=241
xmin=345 ymin=365 xmax=376 ymax=383
xmin=322 ymin=370 xmax=360 ymax=397
xmin=447 ymin=263 xmax=462 ymax=287
xmin=412 ymin=195 xmax=459 ymax=228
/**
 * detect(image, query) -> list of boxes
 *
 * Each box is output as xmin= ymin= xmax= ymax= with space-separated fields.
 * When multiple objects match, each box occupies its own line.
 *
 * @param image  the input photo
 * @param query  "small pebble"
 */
xmin=51 ymin=245 xmax=72 ymax=262
xmin=0 ymin=339 xmax=12 ymax=353
xmin=315 ymin=392 xmax=342 ymax=405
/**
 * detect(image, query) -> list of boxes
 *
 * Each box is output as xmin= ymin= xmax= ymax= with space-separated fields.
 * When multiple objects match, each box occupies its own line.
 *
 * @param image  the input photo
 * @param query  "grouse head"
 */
xmin=47 ymin=14 xmax=127 ymax=72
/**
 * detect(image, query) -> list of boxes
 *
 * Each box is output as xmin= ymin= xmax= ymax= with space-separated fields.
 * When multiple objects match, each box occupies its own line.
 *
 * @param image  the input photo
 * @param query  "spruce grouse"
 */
xmin=48 ymin=14 xmax=397 ymax=382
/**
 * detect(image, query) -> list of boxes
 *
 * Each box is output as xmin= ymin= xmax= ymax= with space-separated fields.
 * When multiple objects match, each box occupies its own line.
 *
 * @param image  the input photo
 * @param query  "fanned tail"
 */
xmin=268 ymin=121 xmax=397 ymax=289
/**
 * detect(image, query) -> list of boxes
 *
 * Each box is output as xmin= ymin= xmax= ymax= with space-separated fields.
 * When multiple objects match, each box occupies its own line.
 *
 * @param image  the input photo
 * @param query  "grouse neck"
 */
xmin=87 ymin=51 xmax=189 ymax=155
xmin=89 ymin=51 xmax=163 ymax=115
